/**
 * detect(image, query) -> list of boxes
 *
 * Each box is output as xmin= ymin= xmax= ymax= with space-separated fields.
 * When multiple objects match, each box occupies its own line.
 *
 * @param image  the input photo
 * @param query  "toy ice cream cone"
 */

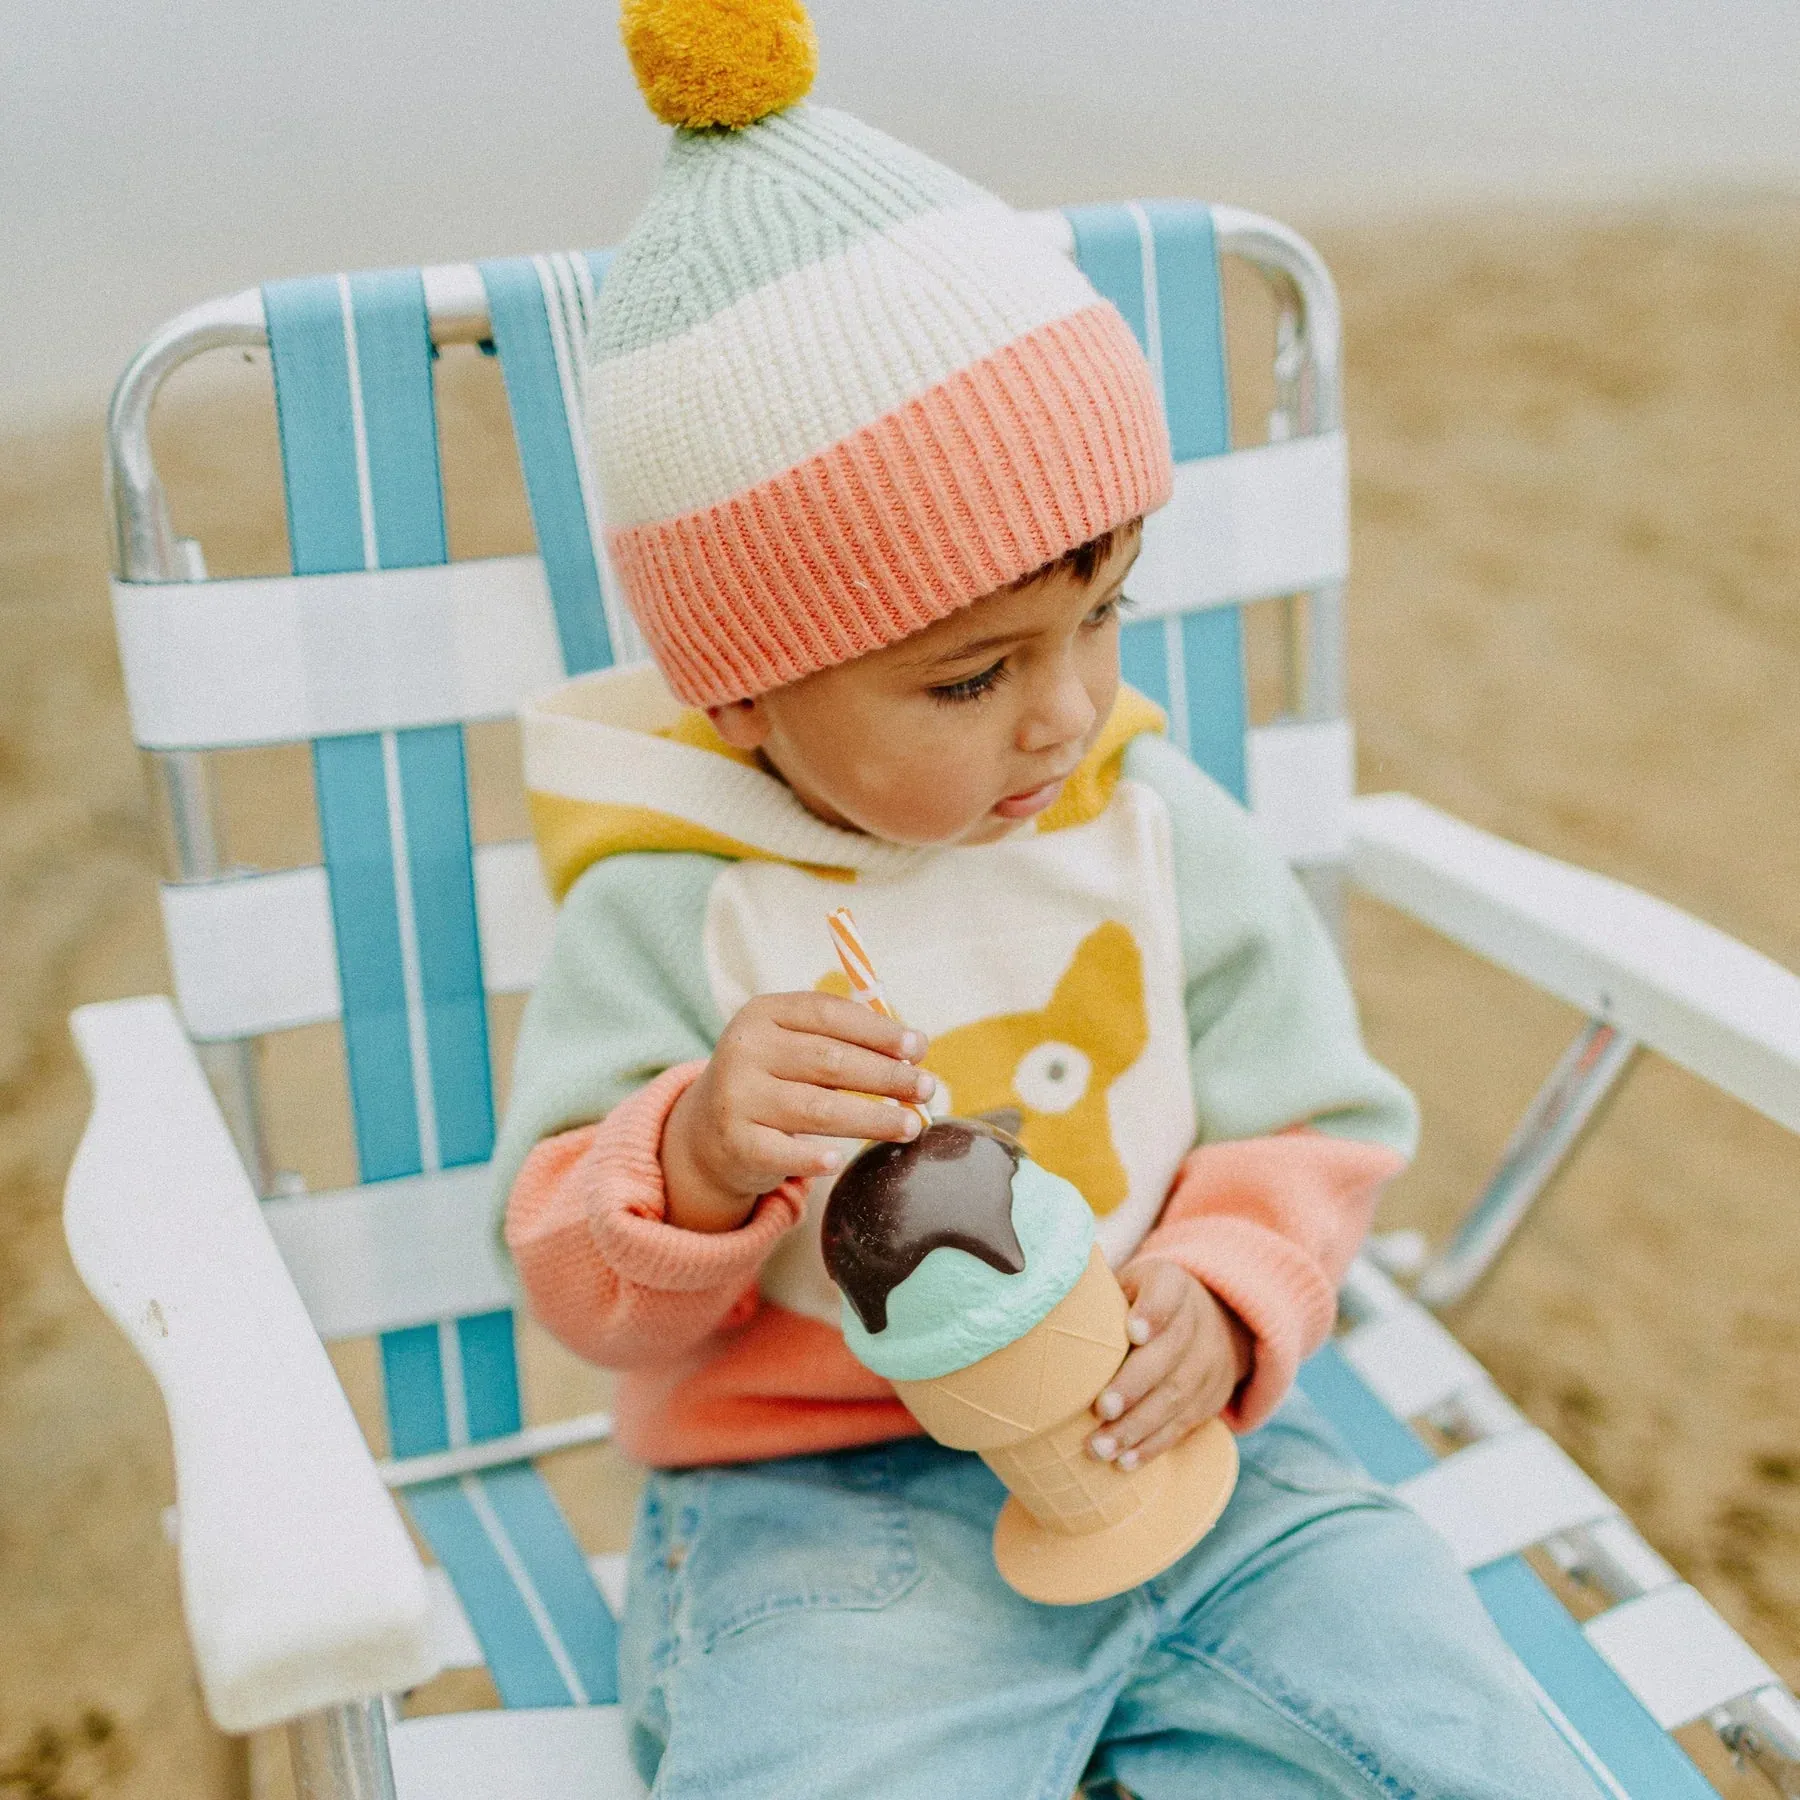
xmin=820 ymin=910 xmax=1237 ymax=1605
xmin=894 ymin=1243 xmax=1236 ymax=1604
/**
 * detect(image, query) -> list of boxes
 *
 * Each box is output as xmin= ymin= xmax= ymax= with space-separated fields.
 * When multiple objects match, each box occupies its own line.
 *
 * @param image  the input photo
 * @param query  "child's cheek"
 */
xmin=863 ymin=745 xmax=992 ymax=841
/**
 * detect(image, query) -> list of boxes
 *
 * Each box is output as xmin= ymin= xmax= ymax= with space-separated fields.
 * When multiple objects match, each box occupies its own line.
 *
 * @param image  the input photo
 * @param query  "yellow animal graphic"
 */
xmin=821 ymin=921 xmax=1147 ymax=1215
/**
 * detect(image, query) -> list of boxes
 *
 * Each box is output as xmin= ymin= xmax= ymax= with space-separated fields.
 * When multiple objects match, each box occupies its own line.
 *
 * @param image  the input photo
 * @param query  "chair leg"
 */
xmin=1417 ymin=1019 xmax=1639 ymax=1310
xmin=288 ymin=1699 xmax=398 ymax=1800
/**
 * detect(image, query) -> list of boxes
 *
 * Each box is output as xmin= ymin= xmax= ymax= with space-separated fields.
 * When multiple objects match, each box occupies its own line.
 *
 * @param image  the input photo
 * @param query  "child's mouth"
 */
xmin=993 ymin=775 xmax=1069 ymax=820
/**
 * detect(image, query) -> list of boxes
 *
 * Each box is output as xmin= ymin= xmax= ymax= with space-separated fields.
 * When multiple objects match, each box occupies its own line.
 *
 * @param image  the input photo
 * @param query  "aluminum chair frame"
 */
xmin=79 ymin=206 xmax=1800 ymax=1798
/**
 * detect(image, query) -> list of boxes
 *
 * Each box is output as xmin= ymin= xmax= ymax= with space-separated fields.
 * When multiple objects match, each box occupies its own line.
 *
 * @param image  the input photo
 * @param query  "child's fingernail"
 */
xmin=1097 ymin=1389 xmax=1124 ymax=1421
xmin=1118 ymin=1448 xmax=1140 ymax=1472
xmin=817 ymin=1147 xmax=842 ymax=1171
xmin=1127 ymin=1316 xmax=1152 ymax=1345
xmin=901 ymin=1030 xmax=925 ymax=1060
xmin=901 ymin=1111 xmax=922 ymax=1139
xmin=915 ymin=1071 xmax=937 ymax=1100
xmin=1089 ymin=1434 xmax=1117 ymax=1461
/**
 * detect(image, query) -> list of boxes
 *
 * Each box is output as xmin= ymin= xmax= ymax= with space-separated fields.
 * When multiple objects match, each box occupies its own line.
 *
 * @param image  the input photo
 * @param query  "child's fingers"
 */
xmin=1092 ymin=1341 xmax=1239 ymax=1464
xmin=1091 ymin=1334 xmax=1210 ymax=1458
xmin=1113 ymin=1416 xmax=1199 ymax=1472
xmin=763 ymin=991 xmax=926 ymax=1062
xmin=1094 ymin=1375 xmax=1190 ymax=1461
xmin=1087 ymin=1353 xmax=1188 ymax=1476
xmin=767 ymin=1032 xmax=937 ymax=1106
xmin=1117 ymin=1258 xmax=1193 ymax=1346
xmin=762 ymin=1079 xmax=924 ymax=1146
xmin=724 ymin=1119 xmax=846 ymax=1187
xmin=1089 ymin=1310 xmax=1193 ymax=1436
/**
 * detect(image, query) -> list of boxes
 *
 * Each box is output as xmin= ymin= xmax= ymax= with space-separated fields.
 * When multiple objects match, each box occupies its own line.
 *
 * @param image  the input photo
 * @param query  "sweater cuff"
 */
xmin=576 ymin=1061 xmax=807 ymax=1294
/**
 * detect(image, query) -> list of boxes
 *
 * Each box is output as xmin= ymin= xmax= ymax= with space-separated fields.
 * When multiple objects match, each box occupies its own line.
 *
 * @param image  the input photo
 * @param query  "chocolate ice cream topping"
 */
xmin=822 ymin=1120 xmax=1026 ymax=1335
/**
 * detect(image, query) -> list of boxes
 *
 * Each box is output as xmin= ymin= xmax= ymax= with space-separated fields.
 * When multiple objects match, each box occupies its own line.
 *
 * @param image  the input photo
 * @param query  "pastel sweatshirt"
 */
xmin=493 ymin=663 xmax=1418 ymax=1467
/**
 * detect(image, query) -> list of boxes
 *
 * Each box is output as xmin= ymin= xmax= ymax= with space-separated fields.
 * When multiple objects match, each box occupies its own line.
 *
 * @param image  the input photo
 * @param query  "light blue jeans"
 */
xmin=619 ymin=1393 xmax=1603 ymax=1798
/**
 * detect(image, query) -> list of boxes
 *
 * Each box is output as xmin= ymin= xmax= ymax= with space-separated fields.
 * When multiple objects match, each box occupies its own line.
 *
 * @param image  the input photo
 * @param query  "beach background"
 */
xmin=4 ymin=2 xmax=1800 ymax=1793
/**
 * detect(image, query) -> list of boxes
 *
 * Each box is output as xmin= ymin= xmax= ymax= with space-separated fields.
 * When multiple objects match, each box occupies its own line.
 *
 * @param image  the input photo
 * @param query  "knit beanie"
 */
xmin=591 ymin=0 xmax=1174 ymax=706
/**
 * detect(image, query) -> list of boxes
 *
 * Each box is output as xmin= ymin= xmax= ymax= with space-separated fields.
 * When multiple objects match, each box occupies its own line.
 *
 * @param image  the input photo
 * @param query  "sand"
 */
xmin=2 ymin=196 xmax=1797 ymax=1795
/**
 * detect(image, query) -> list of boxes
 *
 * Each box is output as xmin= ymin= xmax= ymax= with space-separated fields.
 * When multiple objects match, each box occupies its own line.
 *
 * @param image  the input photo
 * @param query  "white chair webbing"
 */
xmin=390 ymin=1699 xmax=646 ymax=1800
xmin=1584 ymin=1585 xmax=1781 ymax=1730
xmin=1396 ymin=1429 xmax=1616 ymax=1571
xmin=1129 ymin=431 xmax=1348 ymax=620
xmin=474 ymin=839 xmax=557 ymax=996
xmin=161 ymin=866 xmax=342 ymax=1039
xmin=1338 ymin=1303 xmax=1491 ymax=1422
xmin=264 ymin=1165 xmax=516 ymax=1340
xmin=111 ymin=556 xmax=565 ymax=751
xmin=162 ymin=840 xmax=552 ymax=1042
xmin=1246 ymin=719 xmax=1352 ymax=867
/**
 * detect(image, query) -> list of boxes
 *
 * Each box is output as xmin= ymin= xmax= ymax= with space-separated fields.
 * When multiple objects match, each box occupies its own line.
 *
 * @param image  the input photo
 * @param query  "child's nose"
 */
xmin=1019 ymin=666 xmax=1097 ymax=754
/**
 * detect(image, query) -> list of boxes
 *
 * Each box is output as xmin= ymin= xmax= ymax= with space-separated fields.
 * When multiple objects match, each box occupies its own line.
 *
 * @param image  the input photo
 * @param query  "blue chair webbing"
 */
xmin=479 ymin=251 xmax=620 ymax=677
xmin=1300 ymin=1346 xmax=1720 ymax=1798
xmin=1068 ymin=202 xmax=1248 ymax=804
xmin=264 ymin=269 xmax=619 ymax=1706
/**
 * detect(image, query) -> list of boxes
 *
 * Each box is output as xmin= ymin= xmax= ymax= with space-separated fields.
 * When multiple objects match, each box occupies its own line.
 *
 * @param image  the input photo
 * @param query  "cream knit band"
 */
xmin=591 ymin=10 xmax=1174 ymax=705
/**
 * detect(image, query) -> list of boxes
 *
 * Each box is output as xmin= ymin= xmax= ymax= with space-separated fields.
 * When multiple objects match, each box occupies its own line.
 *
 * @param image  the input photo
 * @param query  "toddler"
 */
xmin=493 ymin=3 xmax=1604 ymax=1792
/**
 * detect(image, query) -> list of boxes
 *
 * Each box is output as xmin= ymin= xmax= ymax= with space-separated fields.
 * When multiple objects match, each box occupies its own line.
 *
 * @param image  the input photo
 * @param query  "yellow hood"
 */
xmin=521 ymin=662 xmax=1165 ymax=903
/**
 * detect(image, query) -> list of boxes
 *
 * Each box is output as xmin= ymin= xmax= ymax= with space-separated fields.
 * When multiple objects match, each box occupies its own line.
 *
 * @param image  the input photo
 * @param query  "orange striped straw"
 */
xmin=826 ymin=907 xmax=933 ymax=1132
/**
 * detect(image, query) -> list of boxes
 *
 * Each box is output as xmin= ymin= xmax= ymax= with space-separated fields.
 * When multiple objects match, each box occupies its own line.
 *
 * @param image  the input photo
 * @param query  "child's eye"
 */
xmin=1085 ymin=592 xmax=1135 ymax=629
xmin=928 ymin=658 xmax=1011 ymax=705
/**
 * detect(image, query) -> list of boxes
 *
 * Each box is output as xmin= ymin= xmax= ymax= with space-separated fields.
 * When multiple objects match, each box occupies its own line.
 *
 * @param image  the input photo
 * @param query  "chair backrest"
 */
xmin=106 ymin=205 xmax=1353 ymax=1455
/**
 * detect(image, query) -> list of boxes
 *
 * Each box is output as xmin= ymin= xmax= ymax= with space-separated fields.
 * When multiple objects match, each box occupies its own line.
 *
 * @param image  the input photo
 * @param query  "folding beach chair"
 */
xmin=69 ymin=202 xmax=1800 ymax=1799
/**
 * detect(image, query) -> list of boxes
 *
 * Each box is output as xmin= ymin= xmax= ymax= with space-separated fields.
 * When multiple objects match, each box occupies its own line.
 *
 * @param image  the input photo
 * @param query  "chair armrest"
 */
xmin=63 ymin=996 xmax=435 ymax=1731
xmin=1348 ymin=793 xmax=1800 ymax=1135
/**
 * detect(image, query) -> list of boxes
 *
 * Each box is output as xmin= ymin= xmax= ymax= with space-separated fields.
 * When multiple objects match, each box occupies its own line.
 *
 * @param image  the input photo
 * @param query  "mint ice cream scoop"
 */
xmin=822 ymin=1120 xmax=1097 ymax=1383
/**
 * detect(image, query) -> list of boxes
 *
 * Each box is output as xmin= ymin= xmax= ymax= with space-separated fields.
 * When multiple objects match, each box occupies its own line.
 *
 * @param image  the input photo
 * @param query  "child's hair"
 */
xmin=1014 ymin=519 xmax=1140 ymax=591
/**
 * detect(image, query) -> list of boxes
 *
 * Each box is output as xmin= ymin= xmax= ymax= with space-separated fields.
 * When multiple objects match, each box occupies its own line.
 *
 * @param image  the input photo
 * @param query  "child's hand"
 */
xmin=662 ymin=993 xmax=935 ymax=1232
xmin=1086 ymin=1259 xmax=1253 ymax=1470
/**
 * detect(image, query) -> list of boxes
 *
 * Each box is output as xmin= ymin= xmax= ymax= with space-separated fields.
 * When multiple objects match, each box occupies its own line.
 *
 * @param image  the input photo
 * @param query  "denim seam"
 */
xmin=1167 ymin=1637 xmax=1423 ymax=1800
xmin=692 ymin=1549 xmax=923 ymax=1654
xmin=1031 ymin=1676 xmax=1136 ymax=1800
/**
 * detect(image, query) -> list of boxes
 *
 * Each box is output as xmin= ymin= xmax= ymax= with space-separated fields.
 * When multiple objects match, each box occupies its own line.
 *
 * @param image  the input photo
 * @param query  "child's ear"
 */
xmin=707 ymin=697 xmax=772 ymax=751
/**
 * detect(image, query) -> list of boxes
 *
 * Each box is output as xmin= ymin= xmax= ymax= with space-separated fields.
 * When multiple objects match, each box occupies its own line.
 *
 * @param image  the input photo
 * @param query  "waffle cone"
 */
xmin=893 ymin=1247 xmax=1128 ymax=1451
xmin=894 ymin=1245 xmax=1239 ymax=1604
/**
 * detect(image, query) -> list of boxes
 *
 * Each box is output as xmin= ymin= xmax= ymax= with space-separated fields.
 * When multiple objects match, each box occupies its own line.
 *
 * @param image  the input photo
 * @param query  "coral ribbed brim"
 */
xmin=607 ymin=302 xmax=1173 ymax=706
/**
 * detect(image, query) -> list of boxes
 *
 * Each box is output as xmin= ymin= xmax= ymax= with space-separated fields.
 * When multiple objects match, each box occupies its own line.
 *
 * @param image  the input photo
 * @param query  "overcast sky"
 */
xmin=4 ymin=0 xmax=1799 ymax=426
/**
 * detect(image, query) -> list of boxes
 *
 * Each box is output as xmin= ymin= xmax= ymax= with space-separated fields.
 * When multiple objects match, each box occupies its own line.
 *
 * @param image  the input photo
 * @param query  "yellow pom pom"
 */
xmin=622 ymin=0 xmax=817 ymax=130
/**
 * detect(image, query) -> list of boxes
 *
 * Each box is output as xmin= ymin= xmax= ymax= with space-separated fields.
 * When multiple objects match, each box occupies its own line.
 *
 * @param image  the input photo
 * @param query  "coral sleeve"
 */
xmin=503 ymin=1061 xmax=807 ymax=1370
xmin=1131 ymin=1133 xmax=1405 ymax=1431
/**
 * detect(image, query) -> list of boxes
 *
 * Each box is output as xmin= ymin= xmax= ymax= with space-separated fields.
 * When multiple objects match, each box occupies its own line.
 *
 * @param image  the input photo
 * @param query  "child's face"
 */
xmin=710 ymin=526 xmax=1141 ymax=847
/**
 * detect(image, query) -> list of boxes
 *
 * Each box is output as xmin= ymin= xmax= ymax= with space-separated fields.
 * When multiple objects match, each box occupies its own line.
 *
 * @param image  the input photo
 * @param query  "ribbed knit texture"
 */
xmin=586 ymin=102 xmax=1173 ymax=704
xmin=503 ymin=1063 xmax=809 ymax=1366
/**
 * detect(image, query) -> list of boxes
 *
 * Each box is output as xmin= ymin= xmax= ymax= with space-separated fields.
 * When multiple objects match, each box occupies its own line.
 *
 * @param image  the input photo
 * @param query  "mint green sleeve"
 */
xmin=1122 ymin=734 xmax=1419 ymax=1158
xmin=488 ymin=851 xmax=728 ymax=1222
